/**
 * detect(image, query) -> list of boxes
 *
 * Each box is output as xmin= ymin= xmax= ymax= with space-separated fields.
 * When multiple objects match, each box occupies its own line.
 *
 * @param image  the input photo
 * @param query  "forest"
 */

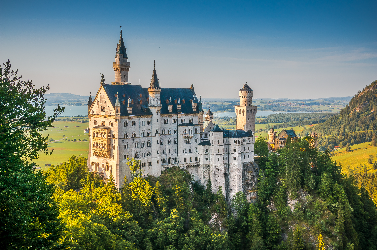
xmin=305 ymin=81 xmax=377 ymax=151
xmin=0 ymin=60 xmax=376 ymax=249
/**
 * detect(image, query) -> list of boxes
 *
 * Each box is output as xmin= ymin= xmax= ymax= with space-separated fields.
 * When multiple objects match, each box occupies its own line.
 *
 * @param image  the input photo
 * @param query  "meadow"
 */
xmin=331 ymin=142 xmax=377 ymax=204
xmin=34 ymin=119 xmax=89 ymax=170
xmin=332 ymin=142 xmax=377 ymax=174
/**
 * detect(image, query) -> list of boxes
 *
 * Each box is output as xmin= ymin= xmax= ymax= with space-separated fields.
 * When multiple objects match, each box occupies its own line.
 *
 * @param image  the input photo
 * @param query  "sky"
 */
xmin=0 ymin=0 xmax=377 ymax=99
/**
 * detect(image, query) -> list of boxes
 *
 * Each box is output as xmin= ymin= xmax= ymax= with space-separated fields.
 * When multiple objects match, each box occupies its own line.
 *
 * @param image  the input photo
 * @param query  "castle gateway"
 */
xmin=87 ymin=30 xmax=258 ymax=201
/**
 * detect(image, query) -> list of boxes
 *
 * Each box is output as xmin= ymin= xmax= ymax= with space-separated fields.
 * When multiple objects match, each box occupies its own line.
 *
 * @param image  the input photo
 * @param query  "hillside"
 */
xmin=45 ymin=93 xmax=89 ymax=106
xmin=308 ymin=81 xmax=377 ymax=150
xmin=331 ymin=142 xmax=377 ymax=204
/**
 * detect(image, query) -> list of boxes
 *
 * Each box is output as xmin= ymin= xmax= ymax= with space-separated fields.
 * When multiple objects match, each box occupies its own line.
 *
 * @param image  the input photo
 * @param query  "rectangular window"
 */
xmin=184 ymin=158 xmax=187 ymax=162
xmin=124 ymin=155 xmax=126 ymax=159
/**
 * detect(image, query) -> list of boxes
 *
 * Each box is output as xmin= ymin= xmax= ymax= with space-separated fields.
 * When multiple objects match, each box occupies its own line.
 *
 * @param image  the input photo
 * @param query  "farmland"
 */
xmin=34 ymin=118 xmax=89 ymax=169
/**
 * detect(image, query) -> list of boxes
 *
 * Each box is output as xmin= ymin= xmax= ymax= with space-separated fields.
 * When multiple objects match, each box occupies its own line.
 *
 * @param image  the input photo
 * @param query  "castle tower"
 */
xmin=148 ymin=60 xmax=161 ymax=107
xmin=112 ymin=27 xmax=130 ymax=84
xmin=148 ymin=60 xmax=162 ymax=176
xmin=235 ymin=83 xmax=257 ymax=132
xmin=268 ymin=128 xmax=275 ymax=144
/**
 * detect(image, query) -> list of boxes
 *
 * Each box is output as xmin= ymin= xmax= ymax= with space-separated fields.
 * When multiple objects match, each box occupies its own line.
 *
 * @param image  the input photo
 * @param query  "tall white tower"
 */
xmin=148 ymin=60 xmax=162 ymax=176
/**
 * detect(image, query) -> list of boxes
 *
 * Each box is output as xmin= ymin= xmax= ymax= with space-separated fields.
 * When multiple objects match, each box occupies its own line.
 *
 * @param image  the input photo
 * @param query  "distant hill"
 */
xmin=309 ymin=81 xmax=377 ymax=150
xmin=45 ymin=93 xmax=89 ymax=106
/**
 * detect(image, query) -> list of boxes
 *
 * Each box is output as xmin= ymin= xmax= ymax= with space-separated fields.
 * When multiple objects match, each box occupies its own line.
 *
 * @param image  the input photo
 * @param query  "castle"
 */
xmin=267 ymin=128 xmax=298 ymax=150
xmin=87 ymin=30 xmax=258 ymax=201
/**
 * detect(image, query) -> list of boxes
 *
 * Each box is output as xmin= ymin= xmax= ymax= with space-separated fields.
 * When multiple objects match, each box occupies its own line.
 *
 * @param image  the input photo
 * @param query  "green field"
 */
xmin=34 ymin=120 xmax=89 ymax=169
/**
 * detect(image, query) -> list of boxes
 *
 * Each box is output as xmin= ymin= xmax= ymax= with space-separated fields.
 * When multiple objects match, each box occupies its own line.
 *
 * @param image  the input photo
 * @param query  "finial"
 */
xmin=115 ymin=92 xmax=121 ymax=107
xmin=154 ymin=60 xmax=155 ymax=70
xmin=100 ymin=73 xmax=105 ymax=85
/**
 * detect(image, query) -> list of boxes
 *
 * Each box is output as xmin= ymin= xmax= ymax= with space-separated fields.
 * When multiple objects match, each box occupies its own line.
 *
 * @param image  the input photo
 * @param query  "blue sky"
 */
xmin=0 ymin=0 xmax=376 ymax=99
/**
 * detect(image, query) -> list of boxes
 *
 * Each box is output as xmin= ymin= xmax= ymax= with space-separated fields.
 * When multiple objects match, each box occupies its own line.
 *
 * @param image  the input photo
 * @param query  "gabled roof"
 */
xmin=284 ymin=129 xmax=297 ymax=138
xmin=211 ymin=125 xmax=223 ymax=132
xmin=101 ymin=84 xmax=201 ymax=116
xmin=103 ymin=84 xmax=151 ymax=116
xmin=160 ymin=88 xmax=199 ymax=114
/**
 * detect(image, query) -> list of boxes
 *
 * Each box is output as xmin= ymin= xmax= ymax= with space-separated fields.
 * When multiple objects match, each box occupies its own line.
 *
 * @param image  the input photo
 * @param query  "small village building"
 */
xmin=268 ymin=128 xmax=298 ymax=150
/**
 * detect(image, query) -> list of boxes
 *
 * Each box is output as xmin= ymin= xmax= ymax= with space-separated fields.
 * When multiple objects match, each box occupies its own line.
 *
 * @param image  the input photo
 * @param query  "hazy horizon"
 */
xmin=1 ymin=0 xmax=376 ymax=99
xmin=45 ymin=92 xmax=354 ymax=101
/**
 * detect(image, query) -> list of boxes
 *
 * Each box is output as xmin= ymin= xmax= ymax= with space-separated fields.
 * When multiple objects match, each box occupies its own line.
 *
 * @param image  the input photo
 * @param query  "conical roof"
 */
xmin=240 ymin=82 xmax=252 ymax=91
xmin=116 ymin=29 xmax=127 ymax=58
xmin=149 ymin=60 xmax=160 ymax=89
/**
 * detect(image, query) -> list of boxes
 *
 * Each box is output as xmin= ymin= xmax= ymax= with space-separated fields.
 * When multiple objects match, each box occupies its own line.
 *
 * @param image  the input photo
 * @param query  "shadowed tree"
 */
xmin=0 ymin=60 xmax=64 ymax=249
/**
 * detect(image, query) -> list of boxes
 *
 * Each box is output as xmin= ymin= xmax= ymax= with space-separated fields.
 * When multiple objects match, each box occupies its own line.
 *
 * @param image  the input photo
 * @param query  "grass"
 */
xmin=34 ymin=120 xmax=89 ymax=169
xmin=331 ymin=142 xmax=377 ymax=175
xmin=331 ymin=142 xmax=377 ymax=204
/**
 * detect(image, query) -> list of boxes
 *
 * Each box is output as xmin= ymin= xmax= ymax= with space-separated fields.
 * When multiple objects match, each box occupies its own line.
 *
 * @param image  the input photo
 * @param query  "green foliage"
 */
xmin=255 ymin=136 xmax=269 ymax=169
xmin=0 ymin=60 xmax=64 ymax=249
xmin=45 ymin=155 xmax=88 ymax=191
xmin=247 ymin=203 xmax=265 ymax=249
xmin=307 ymin=80 xmax=377 ymax=150
xmin=253 ymin=136 xmax=377 ymax=249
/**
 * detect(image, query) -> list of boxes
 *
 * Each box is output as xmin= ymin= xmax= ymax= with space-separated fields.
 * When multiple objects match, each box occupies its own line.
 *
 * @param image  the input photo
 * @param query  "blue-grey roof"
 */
xmin=198 ymin=140 xmax=211 ymax=146
xmin=103 ymin=84 xmax=151 ymax=116
xmin=211 ymin=125 xmax=223 ymax=132
xmin=210 ymin=124 xmax=253 ymax=138
xmin=223 ymin=129 xmax=252 ymax=138
xmin=101 ymin=84 xmax=202 ymax=116
xmin=284 ymin=129 xmax=297 ymax=138
xmin=160 ymin=88 xmax=200 ymax=114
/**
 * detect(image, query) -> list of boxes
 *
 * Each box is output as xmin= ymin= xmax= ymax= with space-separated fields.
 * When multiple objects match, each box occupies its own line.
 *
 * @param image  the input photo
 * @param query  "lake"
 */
xmin=45 ymin=106 xmax=88 ymax=117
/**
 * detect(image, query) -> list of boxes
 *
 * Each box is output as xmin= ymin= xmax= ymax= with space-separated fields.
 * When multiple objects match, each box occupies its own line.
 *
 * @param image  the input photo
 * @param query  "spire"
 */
xmin=149 ymin=60 xmax=160 ymax=89
xmin=87 ymin=92 xmax=93 ymax=109
xmin=116 ymin=26 xmax=127 ymax=58
xmin=241 ymin=81 xmax=252 ymax=91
